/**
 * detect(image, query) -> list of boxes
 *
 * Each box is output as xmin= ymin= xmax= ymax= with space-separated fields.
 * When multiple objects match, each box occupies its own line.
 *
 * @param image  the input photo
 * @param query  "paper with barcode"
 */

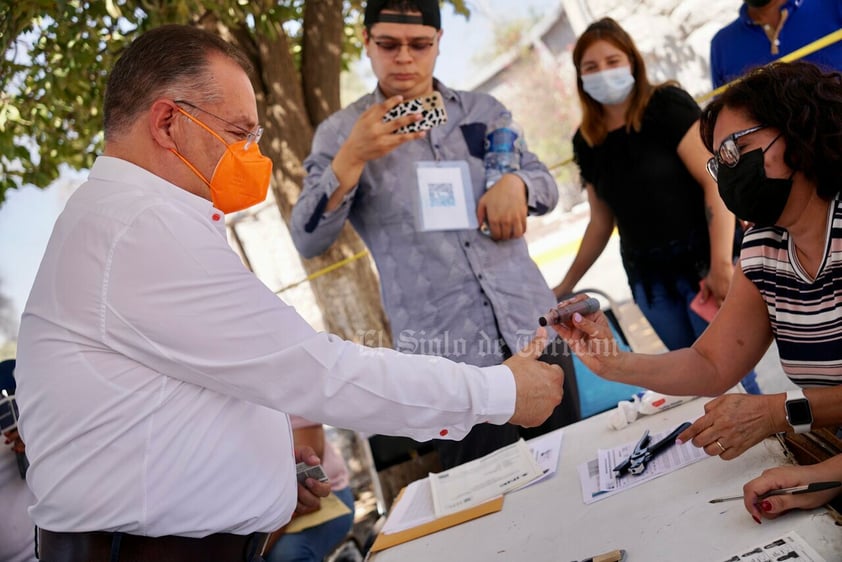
xmin=429 ymin=438 xmax=542 ymax=517
xmin=720 ymin=530 xmax=826 ymax=562
xmin=577 ymin=426 xmax=710 ymax=504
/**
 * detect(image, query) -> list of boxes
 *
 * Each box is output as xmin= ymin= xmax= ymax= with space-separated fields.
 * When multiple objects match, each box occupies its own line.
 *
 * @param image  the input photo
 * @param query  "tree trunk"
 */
xmin=225 ymin=17 xmax=392 ymax=347
xmin=301 ymin=0 xmax=343 ymax=126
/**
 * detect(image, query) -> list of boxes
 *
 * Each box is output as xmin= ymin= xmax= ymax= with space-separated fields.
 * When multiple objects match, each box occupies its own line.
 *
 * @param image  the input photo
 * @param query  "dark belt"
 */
xmin=37 ymin=528 xmax=269 ymax=562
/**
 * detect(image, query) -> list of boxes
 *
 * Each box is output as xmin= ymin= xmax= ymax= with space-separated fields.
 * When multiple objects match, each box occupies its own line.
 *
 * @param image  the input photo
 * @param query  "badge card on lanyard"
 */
xmin=414 ymin=160 xmax=478 ymax=231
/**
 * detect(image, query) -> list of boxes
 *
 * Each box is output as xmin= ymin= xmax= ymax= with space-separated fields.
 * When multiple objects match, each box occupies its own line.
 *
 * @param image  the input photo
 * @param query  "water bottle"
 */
xmin=483 ymin=111 xmax=525 ymax=189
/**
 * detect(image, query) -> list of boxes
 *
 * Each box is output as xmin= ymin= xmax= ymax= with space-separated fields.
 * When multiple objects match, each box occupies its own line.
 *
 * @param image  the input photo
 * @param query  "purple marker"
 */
xmin=538 ymin=297 xmax=600 ymax=327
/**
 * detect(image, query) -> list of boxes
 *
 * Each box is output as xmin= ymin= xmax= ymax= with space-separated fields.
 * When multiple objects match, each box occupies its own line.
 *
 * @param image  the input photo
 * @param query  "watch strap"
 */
xmin=785 ymin=388 xmax=812 ymax=434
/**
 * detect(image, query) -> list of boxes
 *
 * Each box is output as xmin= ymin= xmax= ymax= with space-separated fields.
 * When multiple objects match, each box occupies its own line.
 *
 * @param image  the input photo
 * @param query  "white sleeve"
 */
xmin=102 ymin=205 xmax=516 ymax=441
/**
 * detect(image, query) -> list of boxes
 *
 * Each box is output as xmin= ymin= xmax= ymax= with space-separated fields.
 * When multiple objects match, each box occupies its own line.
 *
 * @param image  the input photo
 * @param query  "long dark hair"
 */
xmin=700 ymin=61 xmax=842 ymax=201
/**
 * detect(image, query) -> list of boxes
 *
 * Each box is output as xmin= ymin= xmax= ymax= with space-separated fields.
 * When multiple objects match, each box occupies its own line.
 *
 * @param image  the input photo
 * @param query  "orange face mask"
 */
xmin=170 ymin=107 xmax=272 ymax=214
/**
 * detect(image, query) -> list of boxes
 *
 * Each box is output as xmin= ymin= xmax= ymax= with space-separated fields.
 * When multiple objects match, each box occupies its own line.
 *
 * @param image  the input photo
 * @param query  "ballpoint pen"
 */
xmin=613 ymin=421 xmax=692 ymax=477
xmin=708 ymin=481 xmax=842 ymax=503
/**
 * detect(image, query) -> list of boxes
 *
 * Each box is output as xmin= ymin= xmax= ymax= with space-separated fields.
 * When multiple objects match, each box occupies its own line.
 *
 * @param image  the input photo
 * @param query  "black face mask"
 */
xmin=744 ymin=0 xmax=773 ymax=7
xmin=717 ymin=148 xmax=793 ymax=227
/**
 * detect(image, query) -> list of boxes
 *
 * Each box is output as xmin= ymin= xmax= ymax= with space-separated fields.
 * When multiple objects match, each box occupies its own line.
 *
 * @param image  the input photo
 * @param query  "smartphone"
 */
xmin=0 ymin=393 xmax=19 ymax=433
xmin=382 ymin=91 xmax=448 ymax=134
xmin=296 ymin=461 xmax=329 ymax=484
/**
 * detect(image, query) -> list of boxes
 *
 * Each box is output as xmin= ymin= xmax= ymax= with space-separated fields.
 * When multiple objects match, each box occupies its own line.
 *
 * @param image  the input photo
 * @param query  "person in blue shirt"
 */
xmin=710 ymin=0 xmax=842 ymax=89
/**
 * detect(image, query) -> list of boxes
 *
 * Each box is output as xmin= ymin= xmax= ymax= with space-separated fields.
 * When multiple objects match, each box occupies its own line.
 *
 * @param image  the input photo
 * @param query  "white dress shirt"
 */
xmin=16 ymin=156 xmax=515 ymax=537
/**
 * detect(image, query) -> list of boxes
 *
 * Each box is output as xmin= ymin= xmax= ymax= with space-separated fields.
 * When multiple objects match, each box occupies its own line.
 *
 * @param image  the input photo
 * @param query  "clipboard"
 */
xmin=369 ymin=487 xmax=504 ymax=553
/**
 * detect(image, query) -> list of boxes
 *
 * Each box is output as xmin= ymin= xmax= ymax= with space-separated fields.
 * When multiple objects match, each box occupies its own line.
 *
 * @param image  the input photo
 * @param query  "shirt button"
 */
xmin=211 ymin=213 xmax=221 ymax=222
xmin=464 ymin=241 xmax=470 ymax=248
xmin=477 ymin=274 xmax=483 ymax=280
xmin=439 ymin=429 xmax=448 ymax=437
xmin=483 ymin=301 xmax=489 ymax=307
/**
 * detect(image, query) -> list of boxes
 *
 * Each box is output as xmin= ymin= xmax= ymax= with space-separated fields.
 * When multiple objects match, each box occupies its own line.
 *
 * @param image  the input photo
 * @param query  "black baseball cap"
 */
xmin=364 ymin=0 xmax=441 ymax=30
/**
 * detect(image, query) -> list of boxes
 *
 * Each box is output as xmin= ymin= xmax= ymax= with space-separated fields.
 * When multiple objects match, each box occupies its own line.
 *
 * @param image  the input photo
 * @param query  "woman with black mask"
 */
xmin=553 ymin=61 xmax=842 ymax=491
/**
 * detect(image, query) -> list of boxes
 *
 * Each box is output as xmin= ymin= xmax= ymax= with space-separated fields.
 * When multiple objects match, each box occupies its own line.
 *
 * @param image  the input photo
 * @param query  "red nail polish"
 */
xmin=752 ymin=515 xmax=761 ymax=525
xmin=760 ymin=500 xmax=772 ymax=512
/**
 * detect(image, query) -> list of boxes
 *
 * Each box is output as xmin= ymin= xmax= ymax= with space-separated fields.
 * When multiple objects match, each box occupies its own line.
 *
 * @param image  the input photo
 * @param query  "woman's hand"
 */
xmin=677 ymin=394 xmax=777 ymax=459
xmin=550 ymin=296 xmax=623 ymax=378
xmin=742 ymin=462 xmax=842 ymax=523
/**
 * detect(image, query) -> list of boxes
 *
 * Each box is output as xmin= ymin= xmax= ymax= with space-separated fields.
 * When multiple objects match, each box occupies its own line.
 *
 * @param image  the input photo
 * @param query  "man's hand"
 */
xmin=3 ymin=428 xmax=24 ymax=454
xmin=293 ymin=446 xmax=331 ymax=516
xmin=476 ymin=174 xmax=528 ymax=240
xmin=676 ymin=394 xmax=777 ymax=460
xmin=505 ymin=327 xmax=564 ymax=427
xmin=336 ymin=95 xmax=428 ymax=168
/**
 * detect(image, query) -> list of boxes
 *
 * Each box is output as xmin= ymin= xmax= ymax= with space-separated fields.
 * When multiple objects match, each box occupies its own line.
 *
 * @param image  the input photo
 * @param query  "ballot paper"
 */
xmin=381 ymin=478 xmax=437 ymax=535
xmin=429 ymin=438 xmax=543 ymax=517
xmin=577 ymin=427 xmax=710 ymax=504
xmin=720 ymin=531 xmax=826 ymax=562
xmin=523 ymin=428 xmax=564 ymax=488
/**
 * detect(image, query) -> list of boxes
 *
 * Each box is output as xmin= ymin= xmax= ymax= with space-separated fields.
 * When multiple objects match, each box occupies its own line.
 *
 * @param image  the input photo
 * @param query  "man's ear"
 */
xmin=148 ymin=99 xmax=180 ymax=150
xmin=362 ymin=28 xmax=371 ymax=55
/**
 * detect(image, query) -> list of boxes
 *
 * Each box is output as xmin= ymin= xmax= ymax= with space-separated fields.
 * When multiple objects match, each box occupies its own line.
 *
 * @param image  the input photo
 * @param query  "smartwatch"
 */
xmin=785 ymin=389 xmax=813 ymax=434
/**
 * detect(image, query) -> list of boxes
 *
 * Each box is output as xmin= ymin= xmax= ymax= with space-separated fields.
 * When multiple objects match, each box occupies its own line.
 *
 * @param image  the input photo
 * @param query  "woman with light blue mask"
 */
xmin=551 ymin=17 xmax=761 ymax=394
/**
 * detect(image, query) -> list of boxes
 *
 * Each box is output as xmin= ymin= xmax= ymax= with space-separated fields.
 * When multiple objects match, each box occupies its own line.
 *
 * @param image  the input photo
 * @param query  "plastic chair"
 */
xmin=559 ymin=289 xmax=645 ymax=418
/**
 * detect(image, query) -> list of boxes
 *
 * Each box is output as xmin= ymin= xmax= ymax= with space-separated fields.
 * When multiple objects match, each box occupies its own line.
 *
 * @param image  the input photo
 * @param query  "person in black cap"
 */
xmin=0 ymin=358 xmax=36 ymax=562
xmin=291 ymin=0 xmax=580 ymax=469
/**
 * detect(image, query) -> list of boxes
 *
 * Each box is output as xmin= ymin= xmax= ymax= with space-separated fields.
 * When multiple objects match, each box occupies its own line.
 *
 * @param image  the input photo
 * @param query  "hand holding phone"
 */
xmin=382 ymin=91 xmax=448 ymax=134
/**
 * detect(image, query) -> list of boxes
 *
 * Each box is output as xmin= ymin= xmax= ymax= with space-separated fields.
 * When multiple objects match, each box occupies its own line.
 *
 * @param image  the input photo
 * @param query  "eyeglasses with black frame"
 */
xmin=370 ymin=35 xmax=437 ymax=56
xmin=174 ymin=100 xmax=264 ymax=149
xmin=705 ymin=124 xmax=766 ymax=182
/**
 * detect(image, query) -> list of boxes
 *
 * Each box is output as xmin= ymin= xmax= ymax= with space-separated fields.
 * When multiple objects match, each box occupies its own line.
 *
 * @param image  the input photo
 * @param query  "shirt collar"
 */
xmin=371 ymin=78 xmax=461 ymax=106
xmin=739 ymin=0 xmax=799 ymax=25
xmin=88 ymin=156 xmax=225 ymax=226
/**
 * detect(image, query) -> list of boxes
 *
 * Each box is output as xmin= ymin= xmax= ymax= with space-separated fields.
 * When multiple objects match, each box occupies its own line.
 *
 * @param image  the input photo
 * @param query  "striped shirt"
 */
xmin=741 ymin=194 xmax=842 ymax=387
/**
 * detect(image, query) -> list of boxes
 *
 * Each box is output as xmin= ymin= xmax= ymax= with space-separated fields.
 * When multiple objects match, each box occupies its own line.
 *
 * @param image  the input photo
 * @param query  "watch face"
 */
xmin=787 ymin=398 xmax=813 ymax=425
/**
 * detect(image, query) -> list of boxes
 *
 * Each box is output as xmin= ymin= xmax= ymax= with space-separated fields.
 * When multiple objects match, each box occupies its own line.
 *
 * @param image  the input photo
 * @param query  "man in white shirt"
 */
xmin=15 ymin=24 xmax=564 ymax=561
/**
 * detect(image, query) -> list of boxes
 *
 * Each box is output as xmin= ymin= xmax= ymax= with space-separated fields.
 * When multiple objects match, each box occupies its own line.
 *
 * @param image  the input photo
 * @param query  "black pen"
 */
xmin=708 ymin=481 xmax=842 ymax=503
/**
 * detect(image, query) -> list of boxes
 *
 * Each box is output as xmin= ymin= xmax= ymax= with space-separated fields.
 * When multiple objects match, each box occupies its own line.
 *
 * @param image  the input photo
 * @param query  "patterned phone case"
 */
xmin=382 ymin=91 xmax=448 ymax=134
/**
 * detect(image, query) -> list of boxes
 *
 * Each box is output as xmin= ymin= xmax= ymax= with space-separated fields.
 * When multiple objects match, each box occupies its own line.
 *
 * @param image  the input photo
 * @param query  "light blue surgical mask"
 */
xmin=581 ymin=66 xmax=635 ymax=105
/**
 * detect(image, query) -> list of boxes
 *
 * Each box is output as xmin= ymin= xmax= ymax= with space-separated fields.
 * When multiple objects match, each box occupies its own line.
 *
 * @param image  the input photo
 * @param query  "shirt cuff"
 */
xmin=481 ymin=364 xmax=517 ymax=425
xmin=320 ymin=165 xmax=358 ymax=219
xmin=513 ymin=171 xmax=538 ymax=213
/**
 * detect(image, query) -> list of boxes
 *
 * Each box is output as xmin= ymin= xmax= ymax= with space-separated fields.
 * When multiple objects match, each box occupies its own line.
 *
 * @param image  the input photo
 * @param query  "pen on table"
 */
xmin=708 ymin=481 xmax=842 ymax=503
xmin=572 ymin=549 xmax=627 ymax=562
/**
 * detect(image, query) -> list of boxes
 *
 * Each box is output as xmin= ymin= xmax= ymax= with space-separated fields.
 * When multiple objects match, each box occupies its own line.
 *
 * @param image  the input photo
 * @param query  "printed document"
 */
xmin=524 ymin=428 xmax=563 ymax=488
xmin=382 ymin=437 xmax=554 ymax=532
xmin=429 ymin=439 xmax=543 ymax=517
xmin=577 ymin=426 xmax=710 ymax=504
xmin=721 ymin=531 xmax=826 ymax=562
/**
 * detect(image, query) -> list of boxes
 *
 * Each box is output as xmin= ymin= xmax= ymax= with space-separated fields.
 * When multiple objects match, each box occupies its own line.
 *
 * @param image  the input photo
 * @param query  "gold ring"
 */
xmin=715 ymin=440 xmax=726 ymax=453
